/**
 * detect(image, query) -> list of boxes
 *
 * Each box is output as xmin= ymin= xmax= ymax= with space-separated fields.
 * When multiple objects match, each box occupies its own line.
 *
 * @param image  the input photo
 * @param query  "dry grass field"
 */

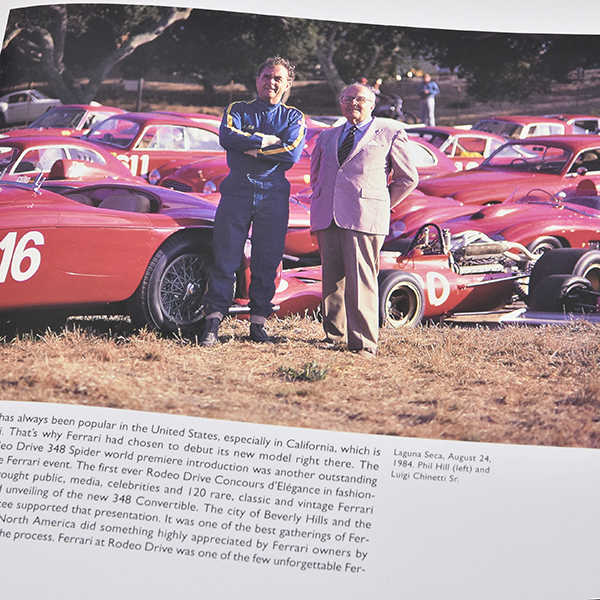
xmin=2 ymin=315 xmax=600 ymax=449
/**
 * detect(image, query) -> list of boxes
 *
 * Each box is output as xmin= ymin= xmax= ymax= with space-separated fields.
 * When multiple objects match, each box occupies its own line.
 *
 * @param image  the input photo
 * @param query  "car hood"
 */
xmin=441 ymin=201 xmax=562 ymax=235
xmin=419 ymin=168 xmax=555 ymax=196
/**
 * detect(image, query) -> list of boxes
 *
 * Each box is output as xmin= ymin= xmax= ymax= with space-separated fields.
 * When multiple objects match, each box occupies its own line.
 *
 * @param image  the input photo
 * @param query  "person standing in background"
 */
xmin=418 ymin=73 xmax=440 ymax=126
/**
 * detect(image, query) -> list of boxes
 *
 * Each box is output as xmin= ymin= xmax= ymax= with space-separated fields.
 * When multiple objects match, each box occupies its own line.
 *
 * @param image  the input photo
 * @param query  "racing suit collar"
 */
xmin=254 ymin=96 xmax=281 ymax=110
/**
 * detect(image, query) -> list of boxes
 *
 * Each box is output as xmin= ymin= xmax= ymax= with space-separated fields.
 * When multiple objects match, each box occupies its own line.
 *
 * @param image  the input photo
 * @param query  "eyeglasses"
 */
xmin=340 ymin=95 xmax=373 ymax=105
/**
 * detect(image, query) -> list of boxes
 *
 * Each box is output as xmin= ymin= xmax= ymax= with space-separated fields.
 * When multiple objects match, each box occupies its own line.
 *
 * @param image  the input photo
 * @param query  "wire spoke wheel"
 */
xmin=128 ymin=234 xmax=213 ymax=335
xmin=159 ymin=253 xmax=209 ymax=326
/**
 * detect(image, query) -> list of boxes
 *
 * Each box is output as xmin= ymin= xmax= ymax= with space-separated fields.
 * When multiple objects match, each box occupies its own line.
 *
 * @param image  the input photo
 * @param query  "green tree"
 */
xmin=411 ymin=28 xmax=600 ymax=102
xmin=1 ymin=4 xmax=192 ymax=103
xmin=116 ymin=11 xmax=414 ymax=104
xmin=314 ymin=21 xmax=412 ymax=98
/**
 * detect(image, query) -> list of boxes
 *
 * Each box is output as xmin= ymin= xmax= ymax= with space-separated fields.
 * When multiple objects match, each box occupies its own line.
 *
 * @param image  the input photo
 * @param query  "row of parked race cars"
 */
xmin=2 ymin=97 xmax=600 ymax=334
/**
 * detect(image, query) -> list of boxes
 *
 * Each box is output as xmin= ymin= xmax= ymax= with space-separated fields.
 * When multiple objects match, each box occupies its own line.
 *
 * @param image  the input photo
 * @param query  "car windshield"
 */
xmin=13 ymin=146 xmax=67 ymax=173
xmin=0 ymin=146 xmax=18 ymax=168
xmin=571 ymin=119 xmax=600 ymax=134
xmin=473 ymin=119 xmax=523 ymax=139
xmin=526 ymin=123 xmax=565 ymax=137
xmin=454 ymin=135 xmax=498 ymax=156
xmin=563 ymin=194 xmax=600 ymax=213
xmin=85 ymin=117 xmax=140 ymax=148
xmin=29 ymin=107 xmax=86 ymax=129
xmin=6 ymin=144 xmax=107 ymax=175
xmin=482 ymin=142 xmax=572 ymax=174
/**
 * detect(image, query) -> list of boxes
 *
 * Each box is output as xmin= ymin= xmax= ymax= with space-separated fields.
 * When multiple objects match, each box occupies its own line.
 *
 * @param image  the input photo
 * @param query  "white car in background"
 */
xmin=0 ymin=89 xmax=62 ymax=127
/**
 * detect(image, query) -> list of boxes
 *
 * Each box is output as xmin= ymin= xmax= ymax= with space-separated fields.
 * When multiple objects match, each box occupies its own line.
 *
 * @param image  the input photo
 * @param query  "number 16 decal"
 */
xmin=0 ymin=231 xmax=45 ymax=283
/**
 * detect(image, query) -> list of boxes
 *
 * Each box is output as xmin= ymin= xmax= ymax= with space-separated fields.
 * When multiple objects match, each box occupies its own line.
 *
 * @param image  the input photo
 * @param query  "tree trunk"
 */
xmin=6 ymin=6 xmax=193 ymax=104
xmin=316 ymin=25 xmax=346 ymax=101
xmin=82 ymin=7 xmax=192 ymax=103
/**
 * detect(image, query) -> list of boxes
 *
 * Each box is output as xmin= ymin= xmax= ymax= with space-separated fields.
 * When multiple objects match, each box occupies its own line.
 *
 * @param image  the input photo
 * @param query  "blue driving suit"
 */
xmin=203 ymin=97 xmax=306 ymax=318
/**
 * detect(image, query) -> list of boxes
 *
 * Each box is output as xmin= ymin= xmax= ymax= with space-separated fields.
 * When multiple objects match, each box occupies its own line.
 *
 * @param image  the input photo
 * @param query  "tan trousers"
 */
xmin=316 ymin=224 xmax=384 ymax=351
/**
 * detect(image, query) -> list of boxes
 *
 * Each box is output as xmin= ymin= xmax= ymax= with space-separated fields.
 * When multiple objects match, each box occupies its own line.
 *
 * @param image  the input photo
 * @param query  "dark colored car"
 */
xmin=0 ymin=104 xmax=126 ymax=138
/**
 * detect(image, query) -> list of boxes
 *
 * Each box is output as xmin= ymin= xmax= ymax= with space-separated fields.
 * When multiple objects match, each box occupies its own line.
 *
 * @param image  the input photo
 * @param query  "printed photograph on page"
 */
xmin=1 ymin=3 xmax=600 ymax=449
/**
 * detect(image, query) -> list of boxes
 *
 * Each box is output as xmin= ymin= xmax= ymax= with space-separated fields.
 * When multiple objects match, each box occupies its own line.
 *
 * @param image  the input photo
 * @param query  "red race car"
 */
xmin=160 ymin=140 xmax=313 ymax=195
xmin=418 ymin=136 xmax=600 ymax=205
xmin=3 ymin=181 xmax=598 ymax=334
xmin=161 ymin=149 xmax=313 ymax=196
xmin=160 ymin=129 xmax=456 ymax=196
xmin=284 ymin=224 xmax=600 ymax=327
xmin=0 ymin=179 xmax=323 ymax=334
xmin=544 ymin=114 xmax=600 ymax=135
xmin=377 ymin=224 xmax=530 ymax=326
xmin=159 ymin=126 xmax=321 ymax=195
xmin=407 ymin=126 xmax=505 ymax=171
xmin=385 ymin=190 xmax=479 ymax=250
xmin=0 ymin=135 xmax=144 ymax=184
xmin=0 ymin=104 xmax=126 ymax=138
xmin=83 ymin=112 xmax=222 ymax=181
xmin=0 ymin=181 xmax=223 ymax=334
xmin=418 ymin=185 xmax=600 ymax=255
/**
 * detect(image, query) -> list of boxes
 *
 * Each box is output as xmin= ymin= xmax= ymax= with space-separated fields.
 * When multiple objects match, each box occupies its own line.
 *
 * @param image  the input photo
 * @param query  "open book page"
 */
xmin=0 ymin=1 xmax=599 ymax=599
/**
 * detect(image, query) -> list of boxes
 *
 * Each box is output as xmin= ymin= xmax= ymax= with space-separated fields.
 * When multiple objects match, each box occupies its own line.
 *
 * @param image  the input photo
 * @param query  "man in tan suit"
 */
xmin=310 ymin=82 xmax=418 ymax=357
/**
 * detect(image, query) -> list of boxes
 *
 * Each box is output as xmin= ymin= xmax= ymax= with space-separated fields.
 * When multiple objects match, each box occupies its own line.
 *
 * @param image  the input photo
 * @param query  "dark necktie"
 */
xmin=338 ymin=125 xmax=358 ymax=164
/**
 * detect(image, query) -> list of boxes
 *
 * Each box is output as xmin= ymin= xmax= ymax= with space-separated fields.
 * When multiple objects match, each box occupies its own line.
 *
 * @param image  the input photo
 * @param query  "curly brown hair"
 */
xmin=256 ymin=56 xmax=295 ymax=81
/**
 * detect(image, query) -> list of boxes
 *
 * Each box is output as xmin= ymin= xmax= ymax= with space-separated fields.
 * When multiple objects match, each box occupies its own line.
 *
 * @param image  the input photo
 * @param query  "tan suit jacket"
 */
xmin=310 ymin=117 xmax=418 ymax=235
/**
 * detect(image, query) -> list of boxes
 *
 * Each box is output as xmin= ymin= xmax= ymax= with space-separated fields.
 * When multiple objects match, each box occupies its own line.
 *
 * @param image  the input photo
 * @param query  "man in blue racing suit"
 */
xmin=200 ymin=56 xmax=306 ymax=345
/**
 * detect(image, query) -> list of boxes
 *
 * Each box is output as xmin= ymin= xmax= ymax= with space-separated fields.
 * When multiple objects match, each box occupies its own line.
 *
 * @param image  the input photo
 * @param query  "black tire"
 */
xmin=128 ymin=234 xmax=212 ymax=335
xmin=529 ymin=275 xmax=595 ymax=313
xmin=378 ymin=270 xmax=425 ymax=327
xmin=528 ymin=248 xmax=589 ymax=298
xmin=526 ymin=236 xmax=563 ymax=256
xmin=399 ymin=111 xmax=418 ymax=125
xmin=571 ymin=251 xmax=600 ymax=292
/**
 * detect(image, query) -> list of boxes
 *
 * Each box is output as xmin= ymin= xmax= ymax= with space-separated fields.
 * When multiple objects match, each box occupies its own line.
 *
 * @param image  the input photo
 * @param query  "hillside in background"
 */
xmin=1 ymin=69 xmax=599 ymax=131
xmin=79 ymin=69 xmax=600 ymax=127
